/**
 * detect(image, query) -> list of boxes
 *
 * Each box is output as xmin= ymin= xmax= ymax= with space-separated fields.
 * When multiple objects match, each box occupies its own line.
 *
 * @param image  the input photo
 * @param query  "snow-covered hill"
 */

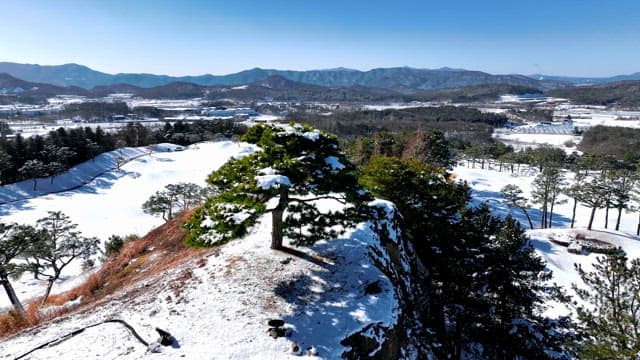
xmin=0 ymin=140 xmax=259 ymax=310
xmin=0 ymin=201 xmax=422 ymax=359
xmin=0 ymin=140 xmax=424 ymax=359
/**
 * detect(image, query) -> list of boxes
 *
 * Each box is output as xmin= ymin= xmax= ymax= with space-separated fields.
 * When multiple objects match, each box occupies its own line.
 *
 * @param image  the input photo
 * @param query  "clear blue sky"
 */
xmin=1 ymin=0 xmax=639 ymax=77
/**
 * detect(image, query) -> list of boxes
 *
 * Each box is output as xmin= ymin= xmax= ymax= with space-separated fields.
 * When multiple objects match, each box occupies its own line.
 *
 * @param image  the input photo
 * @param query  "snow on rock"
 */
xmin=0 ymin=200 xmax=422 ymax=359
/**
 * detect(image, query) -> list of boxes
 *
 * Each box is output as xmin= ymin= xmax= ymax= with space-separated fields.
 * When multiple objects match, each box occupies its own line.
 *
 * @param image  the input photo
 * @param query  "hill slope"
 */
xmin=547 ymin=80 xmax=640 ymax=106
xmin=0 ymin=200 xmax=424 ymax=359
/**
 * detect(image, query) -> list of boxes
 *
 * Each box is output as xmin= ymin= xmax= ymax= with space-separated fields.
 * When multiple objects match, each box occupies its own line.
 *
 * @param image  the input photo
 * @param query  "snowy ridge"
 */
xmin=0 ymin=200 xmax=413 ymax=359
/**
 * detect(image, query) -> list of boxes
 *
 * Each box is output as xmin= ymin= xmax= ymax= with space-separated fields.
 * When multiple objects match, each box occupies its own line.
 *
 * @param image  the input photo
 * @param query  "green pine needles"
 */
xmin=184 ymin=123 xmax=371 ymax=248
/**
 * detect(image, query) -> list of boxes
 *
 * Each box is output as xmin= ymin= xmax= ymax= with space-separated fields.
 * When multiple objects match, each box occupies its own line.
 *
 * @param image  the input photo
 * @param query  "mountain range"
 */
xmin=530 ymin=73 xmax=640 ymax=85
xmin=0 ymin=62 xmax=567 ymax=93
xmin=3 ymin=62 xmax=640 ymax=106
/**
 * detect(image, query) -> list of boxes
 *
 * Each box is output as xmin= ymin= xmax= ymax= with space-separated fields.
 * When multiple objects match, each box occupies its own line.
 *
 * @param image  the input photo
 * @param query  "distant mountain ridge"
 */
xmin=0 ymin=73 xmax=404 ymax=103
xmin=530 ymin=73 xmax=640 ymax=85
xmin=0 ymin=73 xmax=88 ymax=97
xmin=0 ymin=62 xmax=566 ymax=92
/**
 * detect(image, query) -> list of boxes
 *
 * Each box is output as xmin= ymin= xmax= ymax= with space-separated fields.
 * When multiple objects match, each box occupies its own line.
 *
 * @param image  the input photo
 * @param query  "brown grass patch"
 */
xmin=0 ymin=209 xmax=213 ymax=340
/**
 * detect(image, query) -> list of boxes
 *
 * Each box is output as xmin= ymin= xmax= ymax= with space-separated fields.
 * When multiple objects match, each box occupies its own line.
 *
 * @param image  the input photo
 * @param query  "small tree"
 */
xmin=500 ymin=184 xmax=534 ymax=229
xmin=185 ymin=123 xmax=371 ymax=249
xmin=40 ymin=144 xmax=75 ymax=184
xmin=85 ymin=139 xmax=101 ymax=162
xmin=574 ymin=175 xmax=609 ymax=230
xmin=19 ymin=211 xmax=99 ymax=305
xmin=0 ymin=150 xmax=12 ymax=185
xmin=114 ymin=139 xmax=127 ymax=170
xmin=143 ymin=182 xmax=212 ymax=222
xmin=0 ymin=121 xmax=11 ymax=139
xmin=0 ymin=223 xmax=37 ymax=317
xmin=606 ymin=169 xmax=637 ymax=231
xmin=531 ymin=167 xmax=566 ymax=229
xmin=18 ymin=159 xmax=46 ymax=191
xmin=564 ymin=171 xmax=586 ymax=228
xmin=571 ymin=250 xmax=640 ymax=358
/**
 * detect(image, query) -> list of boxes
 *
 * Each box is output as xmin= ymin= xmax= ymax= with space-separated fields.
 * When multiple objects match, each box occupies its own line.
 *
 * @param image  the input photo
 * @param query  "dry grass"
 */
xmin=0 ymin=209 xmax=212 ymax=339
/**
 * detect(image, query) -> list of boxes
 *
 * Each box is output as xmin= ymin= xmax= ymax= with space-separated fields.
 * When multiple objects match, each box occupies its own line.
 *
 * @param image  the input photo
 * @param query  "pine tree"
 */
xmin=564 ymin=171 xmax=586 ymax=228
xmin=606 ymin=169 xmax=638 ymax=231
xmin=0 ymin=150 xmax=11 ymax=185
xmin=18 ymin=159 xmax=46 ymax=191
xmin=185 ymin=123 xmax=371 ymax=249
xmin=18 ymin=211 xmax=99 ymax=305
xmin=142 ymin=182 xmax=212 ymax=221
xmin=531 ymin=168 xmax=566 ymax=229
xmin=0 ymin=223 xmax=37 ymax=317
xmin=500 ymin=184 xmax=534 ymax=229
xmin=574 ymin=175 xmax=609 ymax=230
xmin=360 ymin=157 xmax=571 ymax=358
xmin=572 ymin=250 xmax=640 ymax=358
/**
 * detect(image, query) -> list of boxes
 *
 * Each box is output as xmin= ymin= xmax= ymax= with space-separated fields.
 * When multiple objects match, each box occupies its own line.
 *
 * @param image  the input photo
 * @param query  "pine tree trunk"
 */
xmin=605 ymin=206 xmax=609 ymax=229
xmin=42 ymin=277 xmax=55 ymax=305
xmin=1 ymin=268 xmax=26 ymax=318
xmin=549 ymin=202 xmax=555 ymax=229
xmin=522 ymin=208 xmax=534 ymax=229
xmin=588 ymin=206 xmax=597 ymax=230
xmin=32 ymin=179 xmax=37 ymax=191
xmin=571 ymin=199 xmax=577 ymax=228
xmin=271 ymin=186 xmax=289 ymax=250
xmin=616 ymin=206 xmax=623 ymax=231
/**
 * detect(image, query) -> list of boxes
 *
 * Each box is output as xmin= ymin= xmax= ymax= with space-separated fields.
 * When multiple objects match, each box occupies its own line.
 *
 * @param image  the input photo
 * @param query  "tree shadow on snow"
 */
xmin=272 ymin=229 xmax=392 ymax=357
xmin=57 ymin=170 xmax=134 ymax=197
xmin=470 ymin=189 xmax=572 ymax=230
xmin=0 ymin=199 xmax=35 ymax=216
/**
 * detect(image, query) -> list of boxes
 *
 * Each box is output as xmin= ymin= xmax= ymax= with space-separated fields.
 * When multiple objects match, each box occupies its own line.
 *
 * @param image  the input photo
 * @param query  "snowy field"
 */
xmin=0 ymin=140 xmax=260 ymax=310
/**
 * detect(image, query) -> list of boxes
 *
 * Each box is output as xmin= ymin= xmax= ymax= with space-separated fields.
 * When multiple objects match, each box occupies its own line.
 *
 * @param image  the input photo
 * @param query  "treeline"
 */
xmin=0 ymin=119 xmax=246 ymax=185
xmin=407 ymin=84 xmax=542 ymax=103
xmin=579 ymin=125 xmax=640 ymax=161
xmin=60 ymin=102 xmax=129 ymax=120
xmin=292 ymin=106 xmax=506 ymax=144
xmin=547 ymin=81 xmax=640 ymax=107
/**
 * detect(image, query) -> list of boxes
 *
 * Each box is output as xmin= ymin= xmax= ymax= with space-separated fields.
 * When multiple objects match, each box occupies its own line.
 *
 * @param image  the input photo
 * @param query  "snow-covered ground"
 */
xmin=0 ymin=140 xmax=260 ymax=310
xmin=493 ymin=130 xmax=580 ymax=154
xmin=0 ymin=194 xmax=401 ymax=359
xmin=455 ymin=165 xmax=640 ymax=316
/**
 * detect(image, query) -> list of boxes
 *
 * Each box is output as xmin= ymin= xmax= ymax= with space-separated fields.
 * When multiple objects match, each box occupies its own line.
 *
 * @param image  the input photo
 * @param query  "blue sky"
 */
xmin=1 ymin=0 xmax=639 ymax=77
